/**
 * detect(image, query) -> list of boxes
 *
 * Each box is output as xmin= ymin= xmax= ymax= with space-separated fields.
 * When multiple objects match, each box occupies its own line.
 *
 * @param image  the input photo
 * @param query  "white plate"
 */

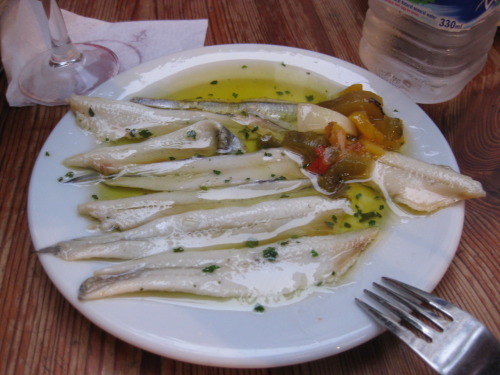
xmin=28 ymin=44 xmax=463 ymax=368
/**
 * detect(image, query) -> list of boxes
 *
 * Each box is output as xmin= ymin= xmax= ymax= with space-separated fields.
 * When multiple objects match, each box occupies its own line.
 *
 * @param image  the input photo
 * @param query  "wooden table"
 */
xmin=1 ymin=1 xmax=498 ymax=374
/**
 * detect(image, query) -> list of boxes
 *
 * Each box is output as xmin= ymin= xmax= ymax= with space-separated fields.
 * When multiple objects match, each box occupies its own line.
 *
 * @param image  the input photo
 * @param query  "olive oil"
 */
xmin=340 ymin=184 xmax=385 ymax=232
xmin=158 ymin=60 xmax=338 ymax=103
xmin=96 ymin=183 xmax=153 ymax=200
xmin=167 ymin=76 xmax=331 ymax=103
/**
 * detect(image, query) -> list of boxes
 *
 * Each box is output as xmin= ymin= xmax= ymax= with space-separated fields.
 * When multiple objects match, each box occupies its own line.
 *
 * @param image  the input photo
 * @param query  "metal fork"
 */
xmin=355 ymin=277 xmax=500 ymax=375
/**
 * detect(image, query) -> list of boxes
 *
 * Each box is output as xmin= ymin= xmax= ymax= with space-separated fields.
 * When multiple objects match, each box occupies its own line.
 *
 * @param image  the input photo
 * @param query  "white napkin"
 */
xmin=1 ymin=0 xmax=208 ymax=106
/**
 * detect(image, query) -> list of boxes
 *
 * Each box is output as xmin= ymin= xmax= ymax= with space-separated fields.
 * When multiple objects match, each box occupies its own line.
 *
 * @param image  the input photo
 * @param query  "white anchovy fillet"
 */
xmin=63 ymin=120 xmax=242 ymax=175
xmin=373 ymin=151 xmax=486 ymax=212
xmin=78 ymin=228 xmax=379 ymax=300
xmin=68 ymin=95 xmax=291 ymax=142
xmin=69 ymin=95 xmax=237 ymax=142
xmin=63 ymin=120 xmax=242 ymax=174
xmin=101 ymin=148 xmax=307 ymax=191
xmin=131 ymin=97 xmax=299 ymax=127
xmin=41 ymin=196 xmax=352 ymax=260
xmin=78 ymin=179 xmax=314 ymax=231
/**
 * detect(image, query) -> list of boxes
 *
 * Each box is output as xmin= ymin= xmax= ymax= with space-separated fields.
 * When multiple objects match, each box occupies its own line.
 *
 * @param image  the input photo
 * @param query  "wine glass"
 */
xmin=18 ymin=0 xmax=119 ymax=105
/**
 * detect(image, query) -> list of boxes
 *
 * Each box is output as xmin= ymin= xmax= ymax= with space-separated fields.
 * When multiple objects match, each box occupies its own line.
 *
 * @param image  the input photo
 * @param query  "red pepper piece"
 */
xmin=306 ymin=146 xmax=331 ymax=175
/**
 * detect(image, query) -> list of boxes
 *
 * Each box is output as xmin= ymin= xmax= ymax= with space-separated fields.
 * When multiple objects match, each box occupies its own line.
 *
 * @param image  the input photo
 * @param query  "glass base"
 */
xmin=18 ymin=43 xmax=119 ymax=106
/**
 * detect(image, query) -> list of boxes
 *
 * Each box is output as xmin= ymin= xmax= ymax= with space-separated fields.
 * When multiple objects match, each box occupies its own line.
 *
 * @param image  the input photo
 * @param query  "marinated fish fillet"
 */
xmin=63 ymin=120 xmax=242 ymax=174
xmin=130 ymin=97 xmax=299 ymax=128
xmin=100 ymin=148 xmax=306 ymax=191
xmin=69 ymin=95 xmax=238 ymax=141
xmin=78 ymin=228 xmax=378 ymax=300
xmin=41 ymin=196 xmax=352 ymax=260
xmin=374 ymin=152 xmax=486 ymax=212
xmin=78 ymin=179 xmax=314 ymax=231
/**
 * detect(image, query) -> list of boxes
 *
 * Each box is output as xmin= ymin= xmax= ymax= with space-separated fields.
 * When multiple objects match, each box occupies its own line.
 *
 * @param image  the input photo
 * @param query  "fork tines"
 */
xmin=356 ymin=277 xmax=500 ymax=375
xmin=358 ymin=277 xmax=454 ymax=341
xmin=357 ymin=278 xmax=446 ymax=344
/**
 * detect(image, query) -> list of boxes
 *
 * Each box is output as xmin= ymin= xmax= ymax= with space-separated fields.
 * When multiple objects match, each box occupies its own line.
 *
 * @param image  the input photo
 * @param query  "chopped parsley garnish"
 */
xmin=91 ymin=194 xmax=99 ymax=200
xmin=355 ymin=193 xmax=362 ymax=199
xmin=213 ymin=169 xmax=221 ymax=175
xmin=254 ymin=304 xmax=265 ymax=313
xmin=186 ymin=130 xmax=197 ymax=139
xmin=281 ymin=62 xmax=287 ymax=67
xmin=359 ymin=211 xmax=382 ymax=223
xmin=65 ymin=171 xmax=74 ymax=178
xmin=169 ymin=156 xmax=176 ymax=160
xmin=138 ymin=129 xmax=152 ymax=138
xmin=202 ymin=265 xmax=220 ymax=273
xmin=325 ymin=221 xmax=335 ymax=228
xmin=241 ymin=65 xmax=248 ymax=69
xmin=263 ymin=247 xmax=278 ymax=261
xmin=173 ymin=247 xmax=185 ymax=253
xmin=245 ymin=240 xmax=259 ymax=248
xmin=311 ymin=250 xmax=319 ymax=257
xmin=344 ymin=222 xmax=352 ymax=228
xmin=264 ymin=152 xmax=272 ymax=157
xmin=88 ymin=107 xmax=95 ymax=117
xmin=200 ymin=185 xmax=208 ymax=191
xmin=210 ymin=80 xmax=218 ymax=85
xmin=305 ymin=95 xmax=314 ymax=102
xmin=45 ymin=151 xmax=50 ymax=157
xmin=239 ymin=128 xmax=251 ymax=139
xmin=276 ymin=91 xmax=284 ymax=96
xmin=232 ymin=92 xmax=238 ymax=99
xmin=239 ymin=125 xmax=259 ymax=139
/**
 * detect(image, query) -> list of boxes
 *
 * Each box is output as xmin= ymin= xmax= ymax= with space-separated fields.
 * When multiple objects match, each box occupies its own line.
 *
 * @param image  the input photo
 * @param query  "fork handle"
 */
xmin=452 ymin=331 xmax=500 ymax=375
xmin=475 ymin=347 xmax=500 ymax=375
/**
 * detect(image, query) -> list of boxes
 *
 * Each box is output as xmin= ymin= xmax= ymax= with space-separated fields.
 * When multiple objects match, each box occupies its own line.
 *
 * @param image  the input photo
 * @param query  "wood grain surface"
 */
xmin=0 ymin=1 xmax=498 ymax=374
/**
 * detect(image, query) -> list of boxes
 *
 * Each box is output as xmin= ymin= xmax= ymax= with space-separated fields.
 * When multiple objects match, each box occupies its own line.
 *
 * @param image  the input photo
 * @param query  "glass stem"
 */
xmin=41 ymin=0 xmax=83 ymax=67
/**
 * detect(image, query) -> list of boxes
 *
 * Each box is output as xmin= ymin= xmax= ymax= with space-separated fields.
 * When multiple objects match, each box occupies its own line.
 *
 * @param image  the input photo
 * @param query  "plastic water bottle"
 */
xmin=359 ymin=0 xmax=499 ymax=104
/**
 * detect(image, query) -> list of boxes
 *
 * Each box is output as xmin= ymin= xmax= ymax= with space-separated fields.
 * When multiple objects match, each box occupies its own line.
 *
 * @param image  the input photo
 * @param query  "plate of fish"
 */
xmin=27 ymin=44 xmax=485 ymax=368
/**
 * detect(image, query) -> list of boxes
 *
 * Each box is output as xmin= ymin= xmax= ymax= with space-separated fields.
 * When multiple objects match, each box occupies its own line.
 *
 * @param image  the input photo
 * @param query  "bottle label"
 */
xmin=381 ymin=0 xmax=499 ymax=31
